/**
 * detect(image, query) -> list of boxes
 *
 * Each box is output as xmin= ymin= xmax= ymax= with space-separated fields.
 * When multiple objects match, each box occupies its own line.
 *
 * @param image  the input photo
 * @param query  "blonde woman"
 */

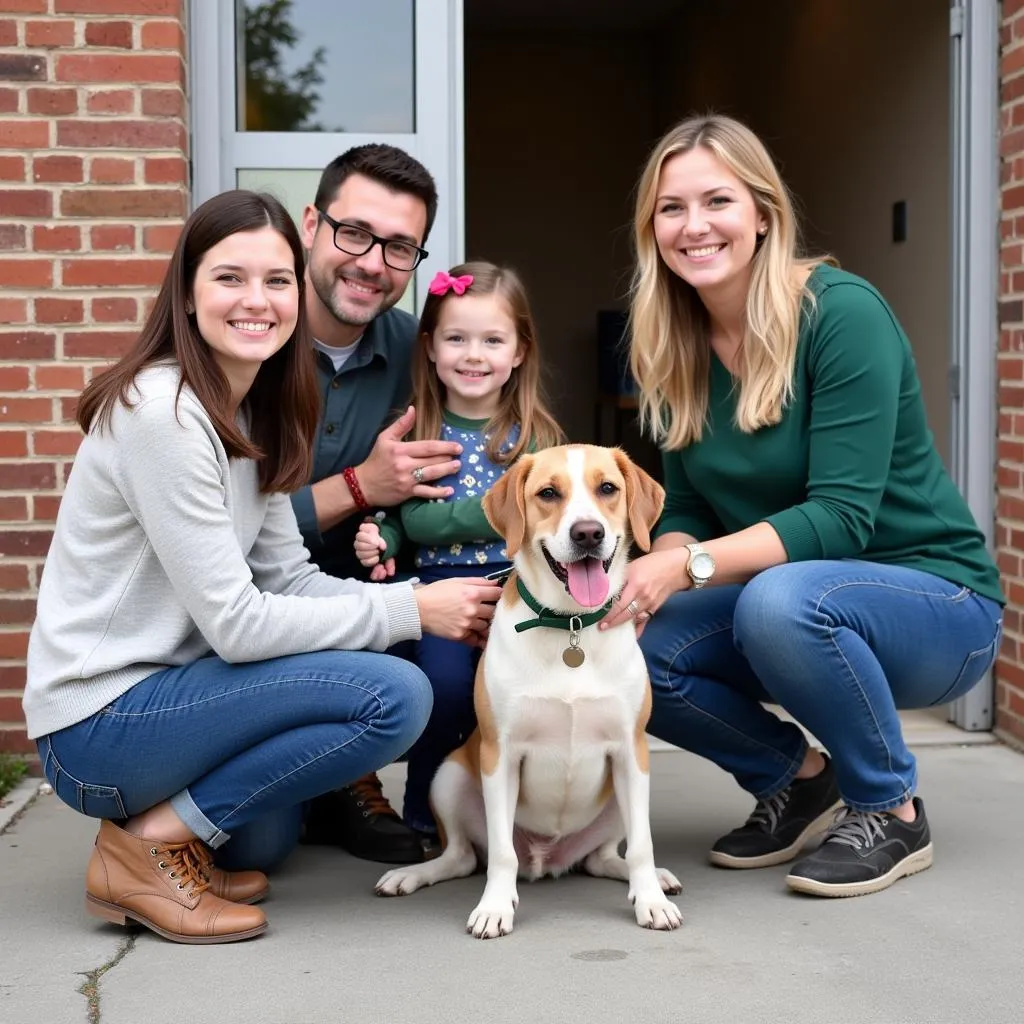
xmin=601 ymin=115 xmax=1003 ymax=897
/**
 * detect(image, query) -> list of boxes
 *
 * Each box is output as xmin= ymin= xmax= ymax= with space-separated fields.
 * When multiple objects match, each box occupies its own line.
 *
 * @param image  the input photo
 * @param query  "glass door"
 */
xmin=190 ymin=0 xmax=465 ymax=310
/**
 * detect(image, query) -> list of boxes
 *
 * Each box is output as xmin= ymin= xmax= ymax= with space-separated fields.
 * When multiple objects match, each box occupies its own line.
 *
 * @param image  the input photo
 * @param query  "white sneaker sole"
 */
xmin=708 ymin=801 xmax=843 ymax=870
xmin=784 ymin=842 xmax=934 ymax=897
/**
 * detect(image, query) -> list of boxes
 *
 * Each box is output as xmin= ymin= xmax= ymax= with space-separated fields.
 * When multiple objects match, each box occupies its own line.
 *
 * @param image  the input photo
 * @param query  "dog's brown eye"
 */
xmin=598 ymin=482 xmax=619 ymax=496
xmin=537 ymin=486 xmax=559 ymax=501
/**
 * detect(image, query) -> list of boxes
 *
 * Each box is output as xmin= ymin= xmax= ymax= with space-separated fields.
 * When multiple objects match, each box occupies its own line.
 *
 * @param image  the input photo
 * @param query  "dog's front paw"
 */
xmin=633 ymin=893 xmax=683 ymax=930
xmin=466 ymin=895 xmax=517 ymax=939
xmin=375 ymin=866 xmax=427 ymax=897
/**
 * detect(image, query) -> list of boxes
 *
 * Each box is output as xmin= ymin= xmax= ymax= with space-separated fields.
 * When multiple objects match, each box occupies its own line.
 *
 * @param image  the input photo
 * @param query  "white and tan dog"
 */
xmin=376 ymin=444 xmax=682 ymax=938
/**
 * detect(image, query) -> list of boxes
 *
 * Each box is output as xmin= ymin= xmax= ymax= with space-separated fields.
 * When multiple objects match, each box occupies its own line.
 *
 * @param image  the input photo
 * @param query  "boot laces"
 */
xmin=345 ymin=773 xmax=398 ymax=819
xmin=747 ymin=789 xmax=790 ymax=833
xmin=822 ymin=807 xmax=888 ymax=850
xmin=151 ymin=839 xmax=212 ymax=900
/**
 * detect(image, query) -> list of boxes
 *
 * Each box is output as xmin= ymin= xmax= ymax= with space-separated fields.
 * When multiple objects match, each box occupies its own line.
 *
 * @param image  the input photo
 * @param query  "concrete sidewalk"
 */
xmin=1 ymin=743 xmax=1021 ymax=1024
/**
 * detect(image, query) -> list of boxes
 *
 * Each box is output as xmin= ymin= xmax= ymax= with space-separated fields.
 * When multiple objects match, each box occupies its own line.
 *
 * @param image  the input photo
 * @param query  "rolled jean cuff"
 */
xmin=170 ymin=788 xmax=230 ymax=849
xmin=755 ymin=737 xmax=809 ymax=801
xmin=840 ymin=775 xmax=917 ymax=815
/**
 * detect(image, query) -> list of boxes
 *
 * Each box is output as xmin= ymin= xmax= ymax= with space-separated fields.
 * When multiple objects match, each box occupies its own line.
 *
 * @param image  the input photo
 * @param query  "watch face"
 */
xmin=691 ymin=551 xmax=715 ymax=579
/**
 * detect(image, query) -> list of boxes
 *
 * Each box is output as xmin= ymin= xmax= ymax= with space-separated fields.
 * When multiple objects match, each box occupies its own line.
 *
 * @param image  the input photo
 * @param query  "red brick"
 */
xmin=0 ymin=463 xmax=54 ymax=490
xmin=59 ymin=396 xmax=79 ymax=421
xmin=0 ymin=599 xmax=39 ymax=626
xmin=144 ymin=155 xmax=185 ymax=184
xmin=84 ymin=21 xmax=132 ymax=48
xmin=0 ymin=261 xmax=52 ymax=288
xmin=0 ymin=631 xmax=29 ymax=659
xmin=34 ymin=430 xmax=82 ymax=456
xmin=55 ymin=0 xmax=179 ymax=11
xmin=0 ymin=331 xmax=55 ymax=359
xmin=27 ymin=87 xmax=78 ymax=116
xmin=0 ymin=298 xmax=27 ymax=322
xmin=61 ymin=188 xmax=184 ymax=218
xmin=0 ymin=53 xmax=46 ymax=81
xmin=0 ymin=223 xmax=26 ymax=249
xmin=143 ymin=222 xmax=180 ymax=252
xmin=140 ymin=20 xmax=181 ymax=49
xmin=140 ymin=87 xmax=182 ymax=117
xmin=64 ymin=329 xmax=136 ymax=358
xmin=90 ymin=224 xmax=134 ymax=250
xmin=0 ymin=496 xmax=29 ymax=520
xmin=25 ymin=19 xmax=76 ymax=47
xmin=0 ymin=0 xmax=46 ymax=12
xmin=32 ymin=154 xmax=83 ymax=182
xmin=56 ymin=53 xmax=181 ymax=84
xmin=35 ymin=297 xmax=83 ymax=324
xmin=0 ymin=397 xmax=52 ymax=423
xmin=33 ymin=224 xmax=81 ymax=252
xmin=0 ymin=88 xmax=19 ymax=113
xmin=0 ymin=366 xmax=30 ymax=389
xmin=88 ymin=156 xmax=134 ymax=183
xmin=36 ymin=364 xmax=85 ymax=390
xmin=91 ymin=296 xmax=136 ymax=322
xmin=0 ymin=731 xmax=34 ymax=756
xmin=0 ymin=121 xmax=48 ymax=149
xmin=0 ymin=563 xmax=29 ymax=590
xmin=57 ymin=118 xmax=183 ymax=149
xmin=33 ymin=494 xmax=63 ymax=521
xmin=87 ymin=88 xmax=134 ymax=114
xmin=0 ymin=430 xmax=28 ymax=457
xmin=0 ymin=155 xmax=25 ymax=181
xmin=62 ymin=257 xmax=166 ymax=287
xmin=0 ymin=190 xmax=51 ymax=217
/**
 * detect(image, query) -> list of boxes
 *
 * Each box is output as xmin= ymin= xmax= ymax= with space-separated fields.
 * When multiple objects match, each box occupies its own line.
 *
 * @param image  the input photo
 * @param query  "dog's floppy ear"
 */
xmin=612 ymin=448 xmax=665 ymax=552
xmin=482 ymin=454 xmax=533 ymax=557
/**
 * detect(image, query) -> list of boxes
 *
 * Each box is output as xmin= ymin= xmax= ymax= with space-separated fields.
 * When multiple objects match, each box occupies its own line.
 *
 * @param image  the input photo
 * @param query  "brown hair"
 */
xmin=411 ymin=261 xmax=563 ymax=462
xmin=77 ymin=190 xmax=320 ymax=493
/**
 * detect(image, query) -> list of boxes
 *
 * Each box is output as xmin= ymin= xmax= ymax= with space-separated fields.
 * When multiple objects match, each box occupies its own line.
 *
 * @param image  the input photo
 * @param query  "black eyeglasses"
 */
xmin=316 ymin=209 xmax=428 ymax=272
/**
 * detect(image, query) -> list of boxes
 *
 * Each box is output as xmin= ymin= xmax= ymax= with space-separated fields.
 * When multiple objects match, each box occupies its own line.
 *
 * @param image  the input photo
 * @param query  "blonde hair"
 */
xmin=629 ymin=114 xmax=830 ymax=450
xmin=411 ymin=261 xmax=564 ymax=463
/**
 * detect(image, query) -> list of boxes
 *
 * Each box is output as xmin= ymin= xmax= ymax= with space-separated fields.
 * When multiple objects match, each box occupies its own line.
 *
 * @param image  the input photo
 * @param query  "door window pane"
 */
xmin=236 ymin=0 xmax=415 ymax=132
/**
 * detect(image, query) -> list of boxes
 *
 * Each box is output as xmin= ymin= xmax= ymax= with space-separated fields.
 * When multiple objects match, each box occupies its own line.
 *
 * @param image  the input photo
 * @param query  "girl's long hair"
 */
xmin=411 ymin=261 xmax=563 ymax=462
xmin=629 ymin=114 xmax=831 ymax=450
xmin=77 ymin=189 xmax=320 ymax=492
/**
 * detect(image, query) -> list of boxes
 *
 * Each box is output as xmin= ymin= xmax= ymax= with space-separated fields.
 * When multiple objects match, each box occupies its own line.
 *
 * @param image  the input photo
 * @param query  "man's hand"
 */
xmin=358 ymin=406 xmax=462 ymax=507
xmin=414 ymin=577 xmax=503 ymax=648
xmin=354 ymin=519 xmax=394 ymax=582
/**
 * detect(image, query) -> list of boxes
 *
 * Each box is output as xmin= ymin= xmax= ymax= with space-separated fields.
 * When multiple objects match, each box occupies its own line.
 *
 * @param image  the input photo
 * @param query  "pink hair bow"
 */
xmin=428 ymin=270 xmax=474 ymax=296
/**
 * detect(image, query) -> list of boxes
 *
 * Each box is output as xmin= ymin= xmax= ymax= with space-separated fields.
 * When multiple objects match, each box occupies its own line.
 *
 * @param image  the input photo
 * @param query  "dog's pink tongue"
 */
xmin=566 ymin=558 xmax=610 ymax=608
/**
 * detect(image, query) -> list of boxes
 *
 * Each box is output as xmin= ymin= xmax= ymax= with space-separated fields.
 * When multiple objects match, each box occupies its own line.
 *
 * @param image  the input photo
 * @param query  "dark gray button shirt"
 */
xmin=290 ymin=306 xmax=417 ymax=579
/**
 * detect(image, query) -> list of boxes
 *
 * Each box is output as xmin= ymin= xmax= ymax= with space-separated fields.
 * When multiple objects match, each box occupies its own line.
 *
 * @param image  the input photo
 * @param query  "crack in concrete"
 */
xmin=77 ymin=935 xmax=136 ymax=1024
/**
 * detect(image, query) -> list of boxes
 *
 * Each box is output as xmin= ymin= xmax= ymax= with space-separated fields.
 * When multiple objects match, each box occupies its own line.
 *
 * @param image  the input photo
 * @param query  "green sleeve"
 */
xmin=400 ymin=496 xmax=501 ymax=546
xmin=377 ymin=514 xmax=404 ymax=561
xmin=655 ymin=448 xmax=725 ymax=541
xmin=764 ymin=282 xmax=903 ymax=561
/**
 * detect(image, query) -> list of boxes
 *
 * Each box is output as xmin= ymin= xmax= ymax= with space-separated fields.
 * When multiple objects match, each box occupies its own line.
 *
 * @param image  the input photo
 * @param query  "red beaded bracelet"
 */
xmin=342 ymin=466 xmax=370 ymax=511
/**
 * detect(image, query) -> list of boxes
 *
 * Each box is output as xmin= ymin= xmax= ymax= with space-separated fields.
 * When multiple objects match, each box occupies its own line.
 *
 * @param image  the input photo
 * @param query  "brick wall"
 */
xmin=998 ymin=0 xmax=1024 ymax=749
xmin=0 ymin=0 xmax=187 ymax=757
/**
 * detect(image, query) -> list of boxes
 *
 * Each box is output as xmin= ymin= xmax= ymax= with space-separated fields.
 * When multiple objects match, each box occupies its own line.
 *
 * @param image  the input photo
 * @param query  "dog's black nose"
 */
xmin=570 ymin=520 xmax=605 ymax=550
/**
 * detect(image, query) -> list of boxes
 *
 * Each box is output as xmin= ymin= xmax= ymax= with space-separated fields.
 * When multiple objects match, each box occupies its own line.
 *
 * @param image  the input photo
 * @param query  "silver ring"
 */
xmin=626 ymin=599 xmax=641 ymax=617
xmin=637 ymin=610 xmax=652 ymax=622
xmin=411 ymin=467 xmax=425 ymax=484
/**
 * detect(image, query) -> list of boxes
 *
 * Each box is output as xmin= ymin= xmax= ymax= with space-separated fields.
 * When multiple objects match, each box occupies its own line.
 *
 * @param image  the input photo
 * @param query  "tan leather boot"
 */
xmin=194 ymin=844 xmax=269 ymax=904
xmin=85 ymin=820 xmax=267 ymax=944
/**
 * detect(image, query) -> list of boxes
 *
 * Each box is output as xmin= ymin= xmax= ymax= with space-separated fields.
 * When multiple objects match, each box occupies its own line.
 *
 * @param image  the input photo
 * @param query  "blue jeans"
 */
xmin=37 ymin=650 xmax=433 ymax=871
xmin=639 ymin=560 xmax=1003 ymax=813
xmin=401 ymin=564 xmax=497 ymax=832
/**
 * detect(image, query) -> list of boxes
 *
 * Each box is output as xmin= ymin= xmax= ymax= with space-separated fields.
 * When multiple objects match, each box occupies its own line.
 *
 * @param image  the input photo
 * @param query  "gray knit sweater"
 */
xmin=23 ymin=364 xmax=422 ymax=740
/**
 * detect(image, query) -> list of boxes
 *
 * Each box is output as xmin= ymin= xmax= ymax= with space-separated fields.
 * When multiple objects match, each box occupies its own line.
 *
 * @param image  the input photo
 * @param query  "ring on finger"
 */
xmin=637 ymin=609 xmax=652 ymax=622
xmin=411 ymin=466 xmax=425 ymax=484
xmin=626 ymin=599 xmax=641 ymax=617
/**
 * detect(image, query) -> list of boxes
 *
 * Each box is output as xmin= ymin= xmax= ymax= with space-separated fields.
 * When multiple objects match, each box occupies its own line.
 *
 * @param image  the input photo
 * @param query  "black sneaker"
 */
xmin=785 ymin=796 xmax=933 ymax=897
xmin=709 ymin=755 xmax=842 ymax=869
xmin=301 ymin=772 xmax=437 ymax=865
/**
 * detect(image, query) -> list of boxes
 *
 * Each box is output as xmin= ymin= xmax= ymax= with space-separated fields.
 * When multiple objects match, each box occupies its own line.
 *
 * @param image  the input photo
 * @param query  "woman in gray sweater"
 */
xmin=23 ymin=190 xmax=501 ymax=945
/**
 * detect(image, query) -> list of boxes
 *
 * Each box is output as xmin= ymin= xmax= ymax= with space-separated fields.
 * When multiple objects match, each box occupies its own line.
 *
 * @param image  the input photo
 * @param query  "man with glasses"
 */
xmin=291 ymin=144 xmax=462 ymax=865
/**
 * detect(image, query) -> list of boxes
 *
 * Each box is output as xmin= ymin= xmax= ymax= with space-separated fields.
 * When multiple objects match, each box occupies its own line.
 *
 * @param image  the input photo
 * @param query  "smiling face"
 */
xmin=191 ymin=224 xmax=299 ymax=397
xmin=302 ymin=173 xmax=427 ymax=342
xmin=426 ymin=293 xmax=524 ymax=419
xmin=653 ymin=146 xmax=767 ymax=306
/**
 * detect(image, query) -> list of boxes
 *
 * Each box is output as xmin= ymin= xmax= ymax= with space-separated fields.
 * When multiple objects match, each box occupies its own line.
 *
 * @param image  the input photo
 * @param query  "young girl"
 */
xmin=23 ymin=193 xmax=502 ymax=945
xmin=355 ymin=261 xmax=563 ymax=837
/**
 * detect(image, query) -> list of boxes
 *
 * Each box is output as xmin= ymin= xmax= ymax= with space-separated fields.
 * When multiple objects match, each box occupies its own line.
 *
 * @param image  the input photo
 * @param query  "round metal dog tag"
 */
xmin=562 ymin=646 xmax=585 ymax=668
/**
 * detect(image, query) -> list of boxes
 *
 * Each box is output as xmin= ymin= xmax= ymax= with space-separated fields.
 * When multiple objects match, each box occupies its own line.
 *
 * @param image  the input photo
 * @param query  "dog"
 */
xmin=376 ymin=444 xmax=683 ymax=938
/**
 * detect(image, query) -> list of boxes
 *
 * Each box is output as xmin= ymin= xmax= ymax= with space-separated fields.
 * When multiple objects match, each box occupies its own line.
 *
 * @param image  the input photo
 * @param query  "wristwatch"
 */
xmin=685 ymin=542 xmax=716 ymax=589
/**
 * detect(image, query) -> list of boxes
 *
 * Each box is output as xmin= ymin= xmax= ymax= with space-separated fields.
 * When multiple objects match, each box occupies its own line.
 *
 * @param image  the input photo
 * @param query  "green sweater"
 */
xmin=656 ymin=265 xmax=1004 ymax=605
